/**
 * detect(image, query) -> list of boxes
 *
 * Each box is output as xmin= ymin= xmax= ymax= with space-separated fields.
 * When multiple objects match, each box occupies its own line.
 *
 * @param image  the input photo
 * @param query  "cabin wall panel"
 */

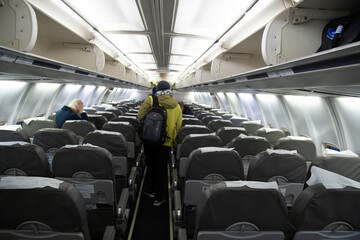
xmin=17 ymin=82 xmax=61 ymax=120
xmin=237 ymin=93 xmax=263 ymax=122
xmin=332 ymin=97 xmax=360 ymax=153
xmin=0 ymin=81 xmax=29 ymax=124
xmin=51 ymin=84 xmax=82 ymax=114
xmin=256 ymin=94 xmax=291 ymax=130
xmin=283 ymin=95 xmax=340 ymax=155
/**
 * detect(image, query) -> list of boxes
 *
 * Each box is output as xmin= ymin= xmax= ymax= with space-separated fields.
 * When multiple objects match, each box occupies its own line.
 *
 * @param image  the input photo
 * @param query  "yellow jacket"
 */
xmin=138 ymin=94 xmax=182 ymax=147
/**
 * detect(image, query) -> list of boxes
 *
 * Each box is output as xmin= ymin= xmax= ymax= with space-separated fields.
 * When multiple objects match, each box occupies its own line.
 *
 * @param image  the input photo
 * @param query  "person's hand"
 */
xmin=76 ymin=100 xmax=84 ymax=113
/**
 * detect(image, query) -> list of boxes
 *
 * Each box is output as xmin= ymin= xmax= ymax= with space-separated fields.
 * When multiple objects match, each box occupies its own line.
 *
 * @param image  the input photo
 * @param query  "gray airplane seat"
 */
xmin=52 ymin=145 xmax=129 ymax=239
xmin=0 ymin=141 xmax=51 ymax=177
xmin=310 ymin=150 xmax=360 ymax=182
xmin=62 ymin=120 xmax=96 ymax=144
xmin=91 ymin=105 xmax=106 ymax=111
xmin=94 ymin=111 xmax=116 ymax=121
xmin=128 ymin=109 xmax=139 ymax=114
xmin=0 ymin=176 xmax=91 ymax=240
xmin=112 ymin=116 xmax=140 ymax=131
xmin=182 ymin=118 xmax=203 ymax=127
xmin=227 ymin=135 xmax=271 ymax=178
xmin=221 ymin=113 xmax=235 ymax=120
xmin=229 ymin=116 xmax=249 ymax=127
xmin=274 ymin=136 xmax=317 ymax=162
xmin=183 ymin=114 xmax=195 ymax=118
xmin=197 ymin=112 xmax=215 ymax=121
xmin=247 ymin=149 xmax=307 ymax=207
xmin=175 ymin=125 xmax=211 ymax=163
xmin=201 ymin=115 xmax=222 ymax=126
xmin=190 ymin=181 xmax=288 ymax=240
xmin=33 ymin=128 xmax=78 ymax=167
xmin=255 ymin=127 xmax=286 ymax=145
xmin=21 ymin=118 xmax=56 ymax=138
xmin=87 ymin=114 xmax=107 ymax=129
xmin=181 ymin=147 xmax=244 ymax=238
xmin=83 ymin=130 xmax=132 ymax=201
xmin=291 ymin=167 xmax=360 ymax=240
xmin=102 ymin=121 xmax=138 ymax=161
xmin=207 ymin=119 xmax=233 ymax=132
xmin=240 ymin=121 xmax=264 ymax=135
xmin=123 ymin=112 xmax=138 ymax=117
xmin=105 ymin=108 xmax=123 ymax=116
xmin=216 ymin=126 xmax=247 ymax=146
xmin=0 ymin=129 xmax=30 ymax=142
xmin=116 ymin=106 xmax=129 ymax=114
xmin=178 ymin=134 xmax=223 ymax=179
xmin=83 ymin=107 xmax=97 ymax=114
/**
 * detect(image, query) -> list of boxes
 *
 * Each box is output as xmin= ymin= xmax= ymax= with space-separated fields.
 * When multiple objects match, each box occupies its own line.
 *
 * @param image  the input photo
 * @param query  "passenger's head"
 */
xmin=68 ymin=99 xmax=83 ymax=112
xmin=178 ymin=101 xmax=184 ymax=111
xmin=152 ymin=86 xmax=157 ymax=94
xmin=156 ymin=80 xmax=171 ymax=92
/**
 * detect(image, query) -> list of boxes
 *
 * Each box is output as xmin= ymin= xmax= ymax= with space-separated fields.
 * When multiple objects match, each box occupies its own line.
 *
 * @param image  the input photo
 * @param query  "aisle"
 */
xmin=128 ymin=167 xmax=171 ymax=240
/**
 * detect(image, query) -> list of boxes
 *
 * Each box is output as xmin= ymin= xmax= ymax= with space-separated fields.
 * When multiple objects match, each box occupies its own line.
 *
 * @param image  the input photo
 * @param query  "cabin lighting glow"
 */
xmin=0 ymin=81 xmax=27 ymax=88
xmin=138 ymin=64 xmax=158 ymax=70
xmin=173 ymin=0 xmax=255 ymax=38
xmin=64 ymin=0 xmax=145 ymax=31
xmin=127 ymin=54 xmax=156 ymax=64
xmin=171 ymin=37 xmax=213 ymax=56
xmin=107 ymin=34 xmax=152 ymax=53
xmin=37 ymin=83 xmax=61 ymax=91
xmin=169 ymin=55 xmax=196 ymax=65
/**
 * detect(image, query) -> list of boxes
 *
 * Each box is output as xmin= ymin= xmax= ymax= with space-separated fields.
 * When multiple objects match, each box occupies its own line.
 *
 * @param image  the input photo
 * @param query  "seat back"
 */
xmin=216 ymin=127 xmax=247 ymax=146
xmin=0 ymin=142 xmax=51 ymax=177
xmin=62 ymin=120 xmax=96 ymax=138
xmin=182 ymin=118 xmax=203 ymax=127
xmin=248 ymin=149 xmax=307 ymax=206
xmin=87 ymin=114 xmax=107 ymax=129
xmin=21 ymin=118 xmax=56 ymax=138
xmin=241 ymin=121 xmax=264 ymax=135
xmin=207 ymin=119 xmax=233 ymax=132
xmin=194 ymin=182 xmax=288 ymax=240
xmin=112 ymin=116 xmax=140 ymax=131
xmin=228 ymin=136 xmax=271 ymax=177
xmin=229 ymin=116 xmax=249 ymax=127
xmin=94 ymin=111 xmax=116 ymax=121
xmin=311 ymin=152 xmax=360 ymax=181
xmin=274 ymin=136 xmax=317 ymax=161
xmin=52 ymin=145 xmax=116 ymax=239
xmin=201 ymin=115 xmax=222 ymax=126
xmin=291 ymin=183 xmax=360 ymax=240
xmin=0 ymin=176 xmax=90 ymax=240
xmin=0 ymin=129 xmax=30 ymax=142
xmin=84 ymin=130 xmax=128 ymax=176
xmin=255 ymin=127 xmax=286 ymax=145
xmin=102 ymin=121 xmax=137 ymax=159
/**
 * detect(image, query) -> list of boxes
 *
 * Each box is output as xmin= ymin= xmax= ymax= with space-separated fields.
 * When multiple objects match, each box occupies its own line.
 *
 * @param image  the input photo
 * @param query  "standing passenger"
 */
xmin=138 ymin=80 xmax=182 ymax=206
xmin=55 ymin=99 xmax=89 ymax=128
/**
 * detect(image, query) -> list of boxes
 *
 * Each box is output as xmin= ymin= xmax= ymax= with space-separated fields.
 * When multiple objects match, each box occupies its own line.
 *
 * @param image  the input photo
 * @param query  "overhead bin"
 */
xmin=0 ymin=0 xmax=37 ymax=52
xmin=262 ymin=7 xmax=348 ymax=65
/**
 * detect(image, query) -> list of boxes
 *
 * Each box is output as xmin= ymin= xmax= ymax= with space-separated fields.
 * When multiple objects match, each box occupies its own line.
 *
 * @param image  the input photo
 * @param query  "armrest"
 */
xmin=102 ymin=225 xmax=116 ymax=240
xmin=174 ymin=190 xmax=182 ymax=221
xmin=128 ymin=166 xmax=137 ymax=187
xmin=178 ymin=228 xmax=187 ymax=240
xmin=172 ymin=168 xmax=179 ymax=189
xmin=117 ymin=188 xmax=129 ymax=218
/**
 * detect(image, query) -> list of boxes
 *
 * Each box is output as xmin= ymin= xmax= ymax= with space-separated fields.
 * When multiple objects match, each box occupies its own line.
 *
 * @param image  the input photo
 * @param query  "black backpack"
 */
xmin=318 ymin=13 xmax=360 ymax=52
xmin=140 ymin=94 xmax=167 ymax=145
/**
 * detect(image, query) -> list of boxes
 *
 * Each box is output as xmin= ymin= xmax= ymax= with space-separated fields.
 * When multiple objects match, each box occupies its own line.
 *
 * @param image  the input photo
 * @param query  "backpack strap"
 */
xmin=152 ymin=94 xmax=159 ymax=107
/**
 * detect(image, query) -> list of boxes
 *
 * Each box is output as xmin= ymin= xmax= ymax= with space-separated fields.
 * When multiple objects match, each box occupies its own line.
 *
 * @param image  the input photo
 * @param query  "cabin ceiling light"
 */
xmin=127 ymin=54 xmax=156 ymax=64
xmin=171 ymin=37 xmax=213 ymax=56
xmin=107 ymin=34 xmax=152 ymax=53
xmin=169 ymin=55 xmax=196 ymax=65
xmin=138 ymin=64 xmax=158 ymax=70
xmin=64 ymin=0 xmax=145 ymax=31
xmin=173 ymin=0 xmax=256 ymax=38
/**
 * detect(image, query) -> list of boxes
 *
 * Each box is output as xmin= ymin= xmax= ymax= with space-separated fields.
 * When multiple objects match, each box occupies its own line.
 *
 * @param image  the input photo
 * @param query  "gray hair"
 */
xmin=68 ymin=99 xmax=81 ymax=109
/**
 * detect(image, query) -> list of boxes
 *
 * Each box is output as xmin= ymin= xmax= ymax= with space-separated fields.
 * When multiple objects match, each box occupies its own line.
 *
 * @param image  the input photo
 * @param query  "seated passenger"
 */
xmin=178 ymin=101 xmax=194 ymax=115
xmin=55 ymin=99 xmax=89 ymax=128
